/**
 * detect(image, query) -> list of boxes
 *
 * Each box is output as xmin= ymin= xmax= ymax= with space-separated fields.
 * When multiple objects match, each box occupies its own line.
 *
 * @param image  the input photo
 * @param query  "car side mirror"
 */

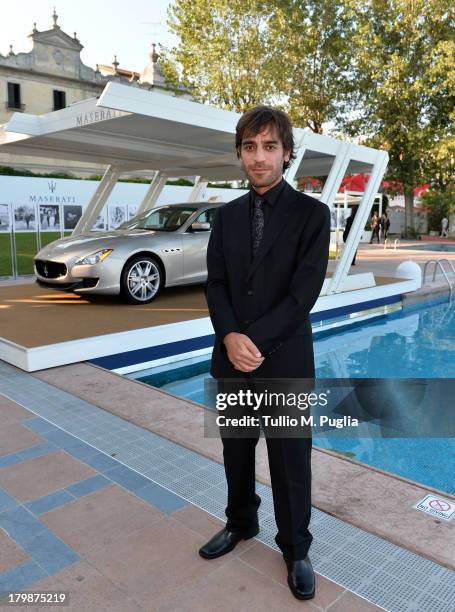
xmin=190 ymin=222 xmax=211 ymax=231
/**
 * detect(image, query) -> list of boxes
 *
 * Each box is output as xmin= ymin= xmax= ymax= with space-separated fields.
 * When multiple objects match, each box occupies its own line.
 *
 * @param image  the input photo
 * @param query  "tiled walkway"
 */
xmin=0 ymin=360 xmax=454 ymax=611
xmin=0 ymin=398 xmax=373 ymax=612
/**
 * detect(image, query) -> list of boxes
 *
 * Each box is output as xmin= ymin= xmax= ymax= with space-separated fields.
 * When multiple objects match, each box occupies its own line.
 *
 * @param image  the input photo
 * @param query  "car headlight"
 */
xmin=75 ymin=249 xmax=113 ymax=265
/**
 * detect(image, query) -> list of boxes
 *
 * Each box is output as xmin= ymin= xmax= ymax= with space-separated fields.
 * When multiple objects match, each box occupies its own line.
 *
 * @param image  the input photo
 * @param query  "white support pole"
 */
xmin=72 ymin=165 xmax=120 ymax=235
xmin=284 ymin=132 xmax=307 ymax=185
xmin=136 ymin=171 xmax=168 ymax=215
xmin=187 ymin=176 xmax=208 ymax=202
xmin=318 ymin=141 xmax=352 ymax=207
xmin=326 ymin=151 xmax=389 ymax=295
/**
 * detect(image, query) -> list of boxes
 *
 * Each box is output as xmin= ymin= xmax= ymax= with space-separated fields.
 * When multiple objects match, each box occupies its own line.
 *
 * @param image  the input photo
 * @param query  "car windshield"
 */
xmin=118 ymin=206 xmax=197 ymax=231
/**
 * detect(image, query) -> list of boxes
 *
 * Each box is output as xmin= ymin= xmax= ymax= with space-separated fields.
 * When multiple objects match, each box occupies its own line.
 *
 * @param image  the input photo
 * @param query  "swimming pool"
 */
xmin=399 ymin=242 xmax=455 ymax=252
xmin=132 ymin=297 xmax=455 ymax=495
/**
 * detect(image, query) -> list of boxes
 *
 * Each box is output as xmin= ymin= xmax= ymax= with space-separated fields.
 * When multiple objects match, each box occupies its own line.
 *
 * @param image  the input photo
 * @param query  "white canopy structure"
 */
xmin=0 ymin=81 xmax=390 ymax=296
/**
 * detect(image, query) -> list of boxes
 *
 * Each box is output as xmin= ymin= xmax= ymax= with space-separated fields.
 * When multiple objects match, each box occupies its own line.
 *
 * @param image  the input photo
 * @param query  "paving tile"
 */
xmin=135 ymin=481 xmax=189 ymax=514
xmin=65 ymin=474 xmax=110 ymax=498
xmin=0 ymin=422 xmax=44 ymax=457
xmin=0 ymin=451 xmax=97 ymax=502
xmin=40 ymin=484 xmax=164 ymax=554
xmin=40 ymin=429 xmax=87 ymax=449
xmin=74 ymin=451 xmax=120 ymax=472
xmin=103 ymin=464 xmax=151 ymax=492
xmin=326 ymin=589 xmax=383 ymax=611
xmin=0 ymin=560 xmax=47 ymax=596
xmin=0 ymin=506 xmax=48 ymax=547
xmin=0 ymin=443 xmax=57 ymax=468
xmin=239 ymin=541 xmax=345 ymax=609
xmin=21 ymin=530 xmax=80 ymax=574
xmin=155 ymin=556 xmax=319 ymax=611
xmin=0 ymin=529 xmax=29 ymax=572
xmin=0 ymin=487 xmax=19 ymax=513
xmin=22 ymin=417 xmax=60 ymax=435
xmin=0 ymin=398 xmax=32 ymax=424
xmin=83 ymin=517 xmax=232 ymax=609
xmin=25 ymin=490 xmax=75 ymax=516
xmin=21 ymin=561 xmax=144 ymax=612
xmin=58 ymin=439 xmax=103 ymax=460
xmin=171 ymin=503 xmax=225 ymax=539
xmin=51 ymin=436 xmax=121 ymax=470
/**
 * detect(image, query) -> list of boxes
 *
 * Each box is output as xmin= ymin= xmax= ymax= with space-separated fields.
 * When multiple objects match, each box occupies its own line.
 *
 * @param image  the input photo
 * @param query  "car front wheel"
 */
xmin=121 ymin=256 xmax=163 ymax=304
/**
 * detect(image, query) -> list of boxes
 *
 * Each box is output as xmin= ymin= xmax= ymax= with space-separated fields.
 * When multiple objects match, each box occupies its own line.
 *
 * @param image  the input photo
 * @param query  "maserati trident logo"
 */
xmin=48 ymin=181 xmax=57 ymax=193
xmin=43 ymin=264 xmax=49 ymax=277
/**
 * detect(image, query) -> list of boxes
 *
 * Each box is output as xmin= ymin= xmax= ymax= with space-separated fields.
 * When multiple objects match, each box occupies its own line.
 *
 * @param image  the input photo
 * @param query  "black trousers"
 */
xmin=218 ymin=333 xmax=315 ymax=561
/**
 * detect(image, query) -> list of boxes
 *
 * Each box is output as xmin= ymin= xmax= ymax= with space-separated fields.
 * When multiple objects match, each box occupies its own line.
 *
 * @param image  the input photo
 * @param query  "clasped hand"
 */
xmin=223 ymin=332 xmax=265 ymax=372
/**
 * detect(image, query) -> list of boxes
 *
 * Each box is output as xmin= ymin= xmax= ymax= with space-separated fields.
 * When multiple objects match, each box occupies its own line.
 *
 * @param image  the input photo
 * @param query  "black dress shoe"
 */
xmin=285 ymin=555 xmax=315 ymax=600
xmin=199 ymin=526 xmax=259 ymax=559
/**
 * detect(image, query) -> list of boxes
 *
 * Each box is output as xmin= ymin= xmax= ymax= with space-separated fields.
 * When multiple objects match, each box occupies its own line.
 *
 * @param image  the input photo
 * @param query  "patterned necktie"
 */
xmin=251 ymin=196 xmax=264 ymax=257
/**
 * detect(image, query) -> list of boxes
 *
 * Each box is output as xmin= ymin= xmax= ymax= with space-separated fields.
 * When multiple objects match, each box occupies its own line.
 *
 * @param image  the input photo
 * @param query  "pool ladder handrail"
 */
xmin=422 ymin=258 xmax=455 ymax=301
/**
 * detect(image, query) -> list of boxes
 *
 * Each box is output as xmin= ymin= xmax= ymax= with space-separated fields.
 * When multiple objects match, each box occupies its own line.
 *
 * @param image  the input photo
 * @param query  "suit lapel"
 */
xmin=231 ymin=192 xmax=251 ymax=273
xmin=246 ymin=181 xmax=298 ymax=282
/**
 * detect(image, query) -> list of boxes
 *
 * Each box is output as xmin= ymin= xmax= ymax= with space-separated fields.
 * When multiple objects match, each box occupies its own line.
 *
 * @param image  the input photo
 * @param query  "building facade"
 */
xmin=0 ymin=10 xmax=189 ymax=177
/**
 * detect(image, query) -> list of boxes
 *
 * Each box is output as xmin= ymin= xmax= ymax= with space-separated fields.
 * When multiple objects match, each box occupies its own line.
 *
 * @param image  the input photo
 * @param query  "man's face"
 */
xmin=238 ymin=124 xmax=290 ymax=191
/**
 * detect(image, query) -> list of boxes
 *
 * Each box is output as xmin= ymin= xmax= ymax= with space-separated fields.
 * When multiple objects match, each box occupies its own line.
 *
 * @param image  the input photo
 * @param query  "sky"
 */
xmin=1 ymin=0 xmax=178 ymax=73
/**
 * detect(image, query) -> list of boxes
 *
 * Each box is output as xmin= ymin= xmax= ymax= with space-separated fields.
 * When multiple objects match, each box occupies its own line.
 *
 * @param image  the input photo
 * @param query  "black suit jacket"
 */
xmin=205 ymin=180 xmax=331 ymax=378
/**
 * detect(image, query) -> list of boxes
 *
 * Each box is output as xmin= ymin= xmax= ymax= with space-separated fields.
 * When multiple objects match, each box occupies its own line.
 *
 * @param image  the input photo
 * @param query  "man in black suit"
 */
xmin=199 ymin=105 xmax=330 ymax=601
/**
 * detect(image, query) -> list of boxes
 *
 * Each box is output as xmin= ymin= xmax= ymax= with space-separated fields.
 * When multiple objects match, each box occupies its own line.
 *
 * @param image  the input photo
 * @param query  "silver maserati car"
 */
xmin=34 ymin=201 xmax=223 ymax=304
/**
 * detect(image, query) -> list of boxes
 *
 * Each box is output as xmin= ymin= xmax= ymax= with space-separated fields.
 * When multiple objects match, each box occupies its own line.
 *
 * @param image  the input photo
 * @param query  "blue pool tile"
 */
xmin=25 ymin=490 xmax=75 ymax=516
xmin=62 ymin=440 xmax=101 ymax=459
xmin=77 ymin=452 xmax=120 ymax=472
xmin=41 ymin=429 xmax=83 ymax=448
xmin=22 ymin=531 xmax=80 ymax=574
xmin=0 ymin=561 xmax=47 ymax=594
xmin=0 ymin=488 xmax=18 ymax=513
xmin=0 ymin=455 xmax=23 ymax=468
xmin=135 ymin=482 xmax=188 ymax=514
xmin=22 ymin=417 xmax=59 ymax=434
xmin=15 ymin=442 xmax=57 ymax=461
xmin=104 ymin=464 xmax=150 ymax=492
xmin=0 ymin=507 xmax=48 ymax=547
xmin=55 ymin=439 xmax=94 ymax=457
xmin=0 ymin=443 xmax=56 ymax=468
xmin=65 ymin=475 xmax=110 ymax=498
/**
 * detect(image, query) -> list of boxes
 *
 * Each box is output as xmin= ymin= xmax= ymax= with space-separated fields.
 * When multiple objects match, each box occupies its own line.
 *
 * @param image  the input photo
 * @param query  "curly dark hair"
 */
xmin=235 ymin=105 xmax=297 ymax=171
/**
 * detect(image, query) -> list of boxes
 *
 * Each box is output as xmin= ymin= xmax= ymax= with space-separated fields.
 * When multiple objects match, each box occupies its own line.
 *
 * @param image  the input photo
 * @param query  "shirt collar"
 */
xmin=249 ymin=177 xmax=286 ymax=207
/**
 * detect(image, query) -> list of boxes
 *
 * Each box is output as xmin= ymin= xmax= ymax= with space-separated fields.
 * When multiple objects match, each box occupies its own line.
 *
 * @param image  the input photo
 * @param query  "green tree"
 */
xmin=267 ymin=0 xmax=355 ymax=133
xmin=162 ymin=0 xmax=355 ymax=130
xmin=421 ymin=185 xmax=455 ymax=232
xmin=162 ymin=0 xmax=275 ymax=112
xmin=341 ymin=0 xmax=455 ymax=235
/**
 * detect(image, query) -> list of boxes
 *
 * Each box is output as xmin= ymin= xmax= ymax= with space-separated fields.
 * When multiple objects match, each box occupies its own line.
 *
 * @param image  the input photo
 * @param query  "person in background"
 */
xmin=343 ymin=206 xmax=358 ymax=265
xmin=441 ymin=216 xmax=449 ymax=238
xmin=369 ymin=211 xmax=380 ymax=244
xmin=380 ymin=211 xmax=390 ymax=242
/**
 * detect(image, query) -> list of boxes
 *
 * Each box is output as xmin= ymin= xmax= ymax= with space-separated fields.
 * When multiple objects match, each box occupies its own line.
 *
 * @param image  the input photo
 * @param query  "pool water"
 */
xmin=135 ymin=298 xmax=455 ymax=495
xmin=399 ymin=242 xmax=455 ymax=252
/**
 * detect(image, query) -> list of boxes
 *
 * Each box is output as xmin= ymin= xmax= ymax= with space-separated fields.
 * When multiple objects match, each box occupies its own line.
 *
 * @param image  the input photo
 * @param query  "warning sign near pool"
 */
xmin=414 ymin=494 xmax=455 ymax=521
